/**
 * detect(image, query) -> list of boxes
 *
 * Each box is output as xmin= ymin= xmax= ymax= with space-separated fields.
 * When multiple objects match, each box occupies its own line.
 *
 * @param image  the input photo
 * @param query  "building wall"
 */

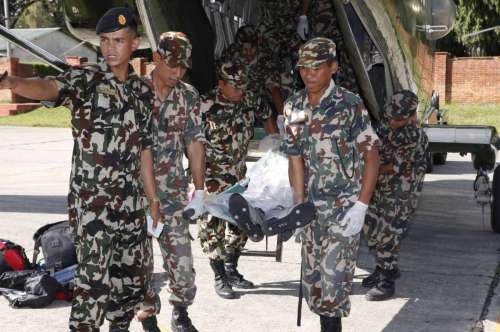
xmin=433 ymin=53 xmax=500 ymax=104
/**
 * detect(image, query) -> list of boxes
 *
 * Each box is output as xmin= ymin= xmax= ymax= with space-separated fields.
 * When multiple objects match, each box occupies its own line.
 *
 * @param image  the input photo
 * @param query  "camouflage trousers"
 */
xmin=68 ymin=205 xmax=160 ymax=331
xmin=198 ymin=166 xmax=248 ymax=260
xmin=309 ymin=0 xmax=359 ymax=93
xmin=156 ymin=210 xmax=197 ymax=306
xmin=300 ymin=207 xmax=360 ymax=317
xmin=363 ymin=192 xmax=413 ymax=271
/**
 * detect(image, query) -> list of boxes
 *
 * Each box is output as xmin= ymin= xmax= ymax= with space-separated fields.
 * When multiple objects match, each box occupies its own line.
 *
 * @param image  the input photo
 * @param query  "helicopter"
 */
xmin=0 ymin=0 xmax=499 ymax=234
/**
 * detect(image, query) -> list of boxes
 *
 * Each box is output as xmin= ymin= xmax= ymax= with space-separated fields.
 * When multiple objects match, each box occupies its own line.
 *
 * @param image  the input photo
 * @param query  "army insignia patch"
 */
xmin=118 ymin=14 xmax=126 ymax=25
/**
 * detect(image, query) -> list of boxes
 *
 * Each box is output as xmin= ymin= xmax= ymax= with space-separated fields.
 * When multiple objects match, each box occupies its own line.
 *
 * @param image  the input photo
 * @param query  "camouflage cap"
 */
xmin=296 ymin=37 xmax=337 ymax=69
xmin=96 ymin=7 xmax=138 ymax=34
xmin=218 ymin=61 xmax=248 ymax=89
xmin=235 ymin=25 xmax=258 ymax=48
xmin=157 ymin=31 xmax=192 ymax=68
xmin=386 ymin=90 xmax=419 ymax=119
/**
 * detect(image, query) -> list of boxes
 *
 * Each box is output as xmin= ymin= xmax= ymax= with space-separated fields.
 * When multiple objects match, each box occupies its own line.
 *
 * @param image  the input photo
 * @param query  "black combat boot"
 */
xmin=141 ymin=315 xmax=161 ymax=332
xmin=362 ymin=265 xmax=400 ymax=289
xmin=171 ymin=306 xmax=198 ymax=332
xmin=365 ymin=268 xmax=398 ymax=301
xmin=320 ymin=315 xmax=342 ymax=332
xmin=225 ymin=252 xmax=255 ymax=289
xmin=228 ymin=193 xmax=265 ymax=242
xmin=362 ymin=266 xmax=382 ymax=288
xmin=209 ymin=258 xmax=236 ymax=299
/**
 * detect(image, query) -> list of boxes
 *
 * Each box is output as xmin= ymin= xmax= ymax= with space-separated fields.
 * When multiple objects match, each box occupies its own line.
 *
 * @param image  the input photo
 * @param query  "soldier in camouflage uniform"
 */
xmin=143 ymin=31 xmax=206 ymax=332
xmin=282 ymin=38 xmax=380 ymax=331
xmin=0 ymin=7 xmax=161 ymax=332
xmin=257 ymin=0 xmax=305 ymax=99
xmin=198 ymin=61 xmax=277 ymax=299
xmin=362 ymin=90 xmax=429 ymax=301
xmin=302 ymin=0 xmax=360 ymax=93
xmin=220 ymin=25 xmax=283 ymax=121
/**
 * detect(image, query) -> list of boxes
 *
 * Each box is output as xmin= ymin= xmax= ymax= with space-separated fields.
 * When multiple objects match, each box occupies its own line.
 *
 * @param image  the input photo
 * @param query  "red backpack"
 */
xmin=0 ymin=239 xmax=31 ymax=274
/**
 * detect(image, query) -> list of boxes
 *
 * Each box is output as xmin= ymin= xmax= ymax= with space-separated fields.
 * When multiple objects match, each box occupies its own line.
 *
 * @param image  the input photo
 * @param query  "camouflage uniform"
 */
xmin=282 ymin=39 xmax=380 ymax=317
xmin=308 ymin=0 xmax=360 ymax=93
xmin=199 ymin=62 xmax=273 ymax=260
xmin=363 ymin=91 xmax=429 ymax=271
xmin=220 ymin=26 xmax=281 ymax=103
xmin=257 ymin=0 xmax=304 ymax=98
xmin=151 ymin=32 xmax=207 ymax=307
xmin=56 ymin=60 xmax=159 ymax=331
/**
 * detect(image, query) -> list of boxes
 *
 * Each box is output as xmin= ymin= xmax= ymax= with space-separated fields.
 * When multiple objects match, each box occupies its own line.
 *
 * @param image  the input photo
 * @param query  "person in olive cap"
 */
xmin=282 ymin=37 xmax=380 ymax=331
xmin=363 ymin=90 xmax=429 ymax=301
xmin=198 ymin=61 xmax=276 ymax=299
xmin=145 ymin=31 xmax=206 ymax=332
xmin=0 ymin=6 xmax=161 ymax=332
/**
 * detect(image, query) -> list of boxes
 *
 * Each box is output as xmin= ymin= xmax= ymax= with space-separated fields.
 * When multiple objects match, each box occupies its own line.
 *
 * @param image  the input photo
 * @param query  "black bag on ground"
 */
xmin=0 ymin=239 xmax=32 ymax=274
xmin=33 ymin=220 xmax=77 ymax=271
xmin=0 ymin=272 xmax=61 ymax=308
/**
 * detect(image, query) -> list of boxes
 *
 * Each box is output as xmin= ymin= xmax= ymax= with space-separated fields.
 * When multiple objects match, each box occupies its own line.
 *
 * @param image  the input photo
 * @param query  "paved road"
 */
xmin=0 ymin=126 xmax=499 ymax=332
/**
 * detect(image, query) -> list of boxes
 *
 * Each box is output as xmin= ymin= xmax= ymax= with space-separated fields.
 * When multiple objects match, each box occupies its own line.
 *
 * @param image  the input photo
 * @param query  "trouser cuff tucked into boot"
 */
xmin=225 ymin=252 xmax=255 ymax=289
xmin=171 ymin=305 xmax=198 ymax=332
xmin=209 ymin=259 xmax=236 ymax=299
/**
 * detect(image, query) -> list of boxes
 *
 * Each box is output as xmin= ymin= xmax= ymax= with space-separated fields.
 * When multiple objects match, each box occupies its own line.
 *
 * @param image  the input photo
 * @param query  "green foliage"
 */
xmin=31 ymin=63 xmax=60 ymax=78
xmin=438 ymin=0 xmax=500 ymax=56
xmin=0 ymin=106 xmax=70 ymax=127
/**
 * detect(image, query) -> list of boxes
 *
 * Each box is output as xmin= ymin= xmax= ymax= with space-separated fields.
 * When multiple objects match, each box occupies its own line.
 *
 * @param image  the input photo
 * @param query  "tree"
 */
xmin=0 ymin=0 xmax=62 ymax=28
xmin=438 ymin=0 xmax=500 ymax=56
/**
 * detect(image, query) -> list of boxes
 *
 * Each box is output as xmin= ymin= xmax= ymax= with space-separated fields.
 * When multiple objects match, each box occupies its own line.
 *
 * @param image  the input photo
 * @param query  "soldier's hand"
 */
xmin=340 ymin=201 xmax=368 ymax=237
xmin=297 ymin=15 xmax=309 ymax=40
xmin=149 ymin=199 xmax=162 ymax=228
xmin=183 ymin=189 xmax=206 ymax=220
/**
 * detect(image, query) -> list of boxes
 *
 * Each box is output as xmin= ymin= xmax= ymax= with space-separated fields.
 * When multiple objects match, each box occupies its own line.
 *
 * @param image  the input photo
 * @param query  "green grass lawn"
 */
xmin=443 ymin=103 xmax=500 ymax=131
xmin=0 ymin=106 xmax=70 ymax=128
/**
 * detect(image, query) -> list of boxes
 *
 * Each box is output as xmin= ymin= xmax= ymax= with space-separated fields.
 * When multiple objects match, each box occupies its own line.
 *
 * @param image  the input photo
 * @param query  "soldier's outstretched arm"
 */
xmin=187 ymin=140 xmax=205 ymax=190
xmin=289 ymin=154 xmax=305 ymax=204
xmin=0 ymin=74 xmax=59 ymax=101
xmin=358 ymin=149 xmax=379 ymax=204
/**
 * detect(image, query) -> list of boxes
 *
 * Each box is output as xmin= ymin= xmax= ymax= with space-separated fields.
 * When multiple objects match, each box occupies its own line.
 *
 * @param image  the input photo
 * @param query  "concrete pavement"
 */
xmin=0 ymin=126 xmax=499 ymax=332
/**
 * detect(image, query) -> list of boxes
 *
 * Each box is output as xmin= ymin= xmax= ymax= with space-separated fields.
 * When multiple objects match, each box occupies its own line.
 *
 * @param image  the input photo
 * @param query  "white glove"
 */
xmin=183 ymin=189 xmax=205 ymax=220
xmin=340 ymin=201 xmax=368 ymax=237
xmin=297 ymin=15 xmax=309 ymax=40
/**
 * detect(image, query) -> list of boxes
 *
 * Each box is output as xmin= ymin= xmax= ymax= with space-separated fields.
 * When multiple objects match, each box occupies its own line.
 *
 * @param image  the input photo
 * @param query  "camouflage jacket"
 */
xmin=282 ymin=80 xmax=380 ymax=215
xmin=376 ymin=120 xmax=429 ymax=194
xmin=258 ymin=0 xmax=302 ymax=30
xmin=149 ymin=79 xmax=206 ymax=214
xmin=201 ymin=87 xmax=272 ymax=176
xmin=219 ymin=43 xmax=280 ymax=99
xmin=54 ymin=61 xmax=153 ymax=212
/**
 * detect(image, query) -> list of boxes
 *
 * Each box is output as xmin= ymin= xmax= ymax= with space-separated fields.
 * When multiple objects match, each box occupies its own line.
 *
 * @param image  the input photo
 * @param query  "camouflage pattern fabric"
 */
xmin=198 ymin=87 xmax=272 ymax=260
xmin=386 ymin=90 xmax=419 ymax=119
xmin=219 ymin=30 xmax=281 ymax=101
xmin=282 ymin=80 xmax=380 ymax=317
xmin=54 ymin=61 xmax=160 ymax=330
xmin=257 ymin=0 xmax=304 ymax=98
xmin=308 ymin=0 xmax=359 ymax=93
xmin=157 ymin=31 xmax=192 ymax=68
xmin=150 ymin=77 xmax=206 ymax=306
xmin=363 ymin=101 xmax=428 ymax=271
xmin=218 ymin=61 xmax=248 ymax=89
xmin=296 ymin=37 xmax=336 ymax=69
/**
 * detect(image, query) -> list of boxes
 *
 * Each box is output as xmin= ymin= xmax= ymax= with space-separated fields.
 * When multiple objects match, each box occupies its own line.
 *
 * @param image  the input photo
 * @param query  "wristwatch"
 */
xmin=148 ymin=196 xmax=160 ymax=204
